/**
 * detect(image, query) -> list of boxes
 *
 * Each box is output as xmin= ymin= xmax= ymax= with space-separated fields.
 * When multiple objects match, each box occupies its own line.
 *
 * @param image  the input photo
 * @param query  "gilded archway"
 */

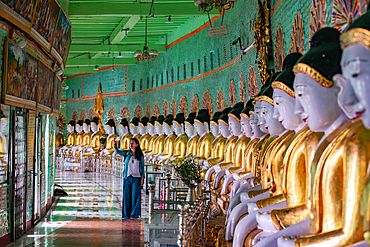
xmin=239 ymin=72 xmax=246 ymax=104
xmin=178 ymin=96 xmax=188 ymax=117
xmin=216 ymin=90 xmax=226 ymax=112
xmin=153 ymin=102 xmax=160 ymax=117
xmin=133 ymin=105 xmax=143 ymax=119
xmin=229 ymin=80 xmax=236 ymax=107
xmin=108 ymin=107 xmax=117 ymax=128
xmin=79 ymin=109 xmax=86 ymax=121
xmin=309 ymin=0 xmax=327 ymax=45
xmin=162 ymin=100 xmax=169 ymax=116
xmin=248 ymin=66 xmax=259 ymax=98
xmin=145 ymin=103 xmax=151 ymax=118
xmin=72 ymin=110 xmax=78 ymax=122
xmin=289 ymin=11 xmax=305 ymax=54
xmin=120 ymin=106 xmax=130 ymax=121
xmin=202 ymin=90 xmax=213 ymax=117
xmin=274 ymin=25 xmax=286 ymax=72
xmin=88 ymin=108 xmax=94 ymax=120
xmin=171 ymin=98 xmax=176 ymax=116
xmin=190 ymin=95 xmax=199 ymax=115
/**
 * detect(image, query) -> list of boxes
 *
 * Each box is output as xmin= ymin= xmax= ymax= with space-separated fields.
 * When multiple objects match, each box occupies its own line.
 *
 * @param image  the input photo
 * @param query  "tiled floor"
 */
xmin=8 ymin=171 xmax=149 ymax=247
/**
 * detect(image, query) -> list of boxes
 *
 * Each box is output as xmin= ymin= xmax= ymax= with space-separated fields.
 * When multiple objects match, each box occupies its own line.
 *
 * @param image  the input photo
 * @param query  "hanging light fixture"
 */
xmin=134 ymin=17 xmax=158 ymax=62
xmin=194 ymin=0 xmax=236 ymax=12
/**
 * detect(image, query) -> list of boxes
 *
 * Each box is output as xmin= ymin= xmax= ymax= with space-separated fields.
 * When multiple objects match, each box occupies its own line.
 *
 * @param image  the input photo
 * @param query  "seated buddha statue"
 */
xmin=0 ymin=111 xmax=8 ymax=184
xmin=129 ymin=117 xmax=141 ymax=141
xmin=100 ymin=119 xmax=119 ymax=156
xmin=164 ymin=113 xmax=188 ymax=164
xmin=71 ymin=120 xmax=85 ymax=157
xmin=84 ymin=117 xmax=102 ymax=154
xmin=138 ymin=116 xmax=150 ymax=152
xmin=55 ymin=127 xmax=65 ymax=150
xmin=76 ymin=119 xmax=92 ymax=153
xmin=192 ymin=109 xmax=215 ymax=162
xmin=145 ymin=115 xmax=165 ymax=162
xmin=152 ymin=114 xmax=177 ymax=165
xmin=60 ymin=120 xmax=75 ymax=156
xmin=118 ymin=118 xmax=132 ymax=151
xmin=144 ymin=116 xmax=158 ymax=157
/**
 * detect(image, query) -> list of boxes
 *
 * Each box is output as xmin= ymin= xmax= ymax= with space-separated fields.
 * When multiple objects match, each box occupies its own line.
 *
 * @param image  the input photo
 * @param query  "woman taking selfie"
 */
xmin=114 ymin=138 xmax=145 ymax=219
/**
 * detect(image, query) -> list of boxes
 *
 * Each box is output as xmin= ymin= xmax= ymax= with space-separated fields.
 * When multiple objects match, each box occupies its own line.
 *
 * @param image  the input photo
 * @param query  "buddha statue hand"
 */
xmin=226 ymin=202 xmax=253 ymax=241
xmin=228 ymin=184 xmax=263 ymax=217
xmin=205 ymin=166 xmax=215 ymax=181
xmin=256 ymin=212 xmax=279 ymax=233
xmin=277 ymin=235 xmax=297 ymax=247
xmin=221 ymin=174 xmax=236 ymax=195
xmin=232 ymin=211 xmax=259 ymax=244
xmin=213 ymin=169 xmax=226 ymax=190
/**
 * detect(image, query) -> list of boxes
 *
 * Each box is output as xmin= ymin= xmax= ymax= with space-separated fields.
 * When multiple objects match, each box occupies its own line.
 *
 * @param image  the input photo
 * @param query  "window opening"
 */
xmin=204 ymin=55 xmax=207 ymax=73
xmin=177 ymin=66 xmax=180 ymax=81
xmin=210 ymin=51 xmax=214 ymax=71
xmin=198 ymin=59 xmax=201 ymax=75
xmin=132 ymin=80 xmax=135 ymax=92
xmin=140 ymin=79 xmax=143 ymax=90
xmin=191 ymin=62 xmax=194 ymax=78
xmin=184 ymin=64 xmax=186 ymax=79
xmin=72 ymin=90 xmax=74 ymax=98
xmin=78 ymin=89 xmax=80 ymax=98
xmin=147 ymin=78 xmax=149 ymax=88
xmin=171 ymin=68 xmax=174 ymax=82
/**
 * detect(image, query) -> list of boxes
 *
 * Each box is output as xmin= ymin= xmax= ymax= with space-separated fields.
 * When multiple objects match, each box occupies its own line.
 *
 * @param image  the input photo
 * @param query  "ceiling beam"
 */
xmin=66 ymin=57 xmax=138 ymax=66
xmin=69 ymin=44 xmax=167 ymax=53
xmin=64 ymin=66 xmax=126 ymax=75
xmin=69 ymin=2 xmax=220 ymax=16
xmin=110 ymin=16 xmax=141 ymax=44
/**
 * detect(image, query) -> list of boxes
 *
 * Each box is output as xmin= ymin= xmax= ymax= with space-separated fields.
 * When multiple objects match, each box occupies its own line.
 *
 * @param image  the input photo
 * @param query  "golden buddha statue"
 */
xmin=146 ymin=115 xmax=166 ymax=163
xmin=74 ymin=120 xmax=85 ymax=150
xmin=81 ymin=119 xmax=93 ymax=150
xmin=153 ymin=114 xmax=177 ymax=165
xmin=193 ymin=109 xmax=215 ymax=162
xmin=130 ymin=117 xmax=141 ymax=142
xmin=184 ymin=113 xmax=199 ymax=157
xmin=164 ymin=113 xmax=188 ymax=164
xmin=144 ymin=116 xmax=158 ymax=156
xmin=101 ymin=119 xmax=119 ymax=156
xmin=137 ymin=117 xmax=150 ymax=152
xmin=90 ymin=117 xmax=102 ymax=153
xmin=65 ymin=120 xmax=77 ymax=149
xmin=55 ymin=129 xmax=65 ymax=148
xmin=118 ymin=118 xmax=132 ymax=151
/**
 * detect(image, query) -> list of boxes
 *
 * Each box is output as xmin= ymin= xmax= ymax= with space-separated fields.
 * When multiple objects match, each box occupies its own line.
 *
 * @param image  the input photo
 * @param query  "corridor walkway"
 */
xmin=8 ymin=171 xmax=149 ymax=247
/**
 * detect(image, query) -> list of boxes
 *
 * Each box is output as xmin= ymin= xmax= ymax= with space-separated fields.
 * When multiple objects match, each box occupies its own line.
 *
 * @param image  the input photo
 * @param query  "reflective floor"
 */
xmin=8 ymin=171 xmax=149 ymax=247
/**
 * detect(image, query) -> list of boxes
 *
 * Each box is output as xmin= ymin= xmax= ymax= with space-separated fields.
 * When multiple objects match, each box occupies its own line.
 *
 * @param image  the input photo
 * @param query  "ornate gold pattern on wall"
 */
xmin=171 ymin=98 xmax=176 ymax=116
xmin=108 ymin=107 xmax=117 ymax=128
xmin=178 ymin=96 xmax=188 ymax=116
xmin=72 ymin=110 xmax=78 ymax=122
xmin=88 ymin=108 xmax=94 ymax=120
xmin=309 ymin=0 xmax=328 ymax=45
xmin=133 ymin=105 xmax=143 ymax=119
xmin=216 ymin=89 xmax=226 ymax=112
xmin=153 ymin=102 xmax=160 ymax=117
xmin=229 ymin=80 xmax=237 ymax=107
xmin=202 ymin=90 xmax=213 ymax=118
xmin=239 ymin=72 xmax=246 ymax=104
xmin=94 ymin=83 xmax=104 ymax=134
xmin=289 ymin=11 xmax=305 ymax=54
xmin=57 ymin=113 xmax=66 ymax=130
xmin=120 ymin=106 xmax=130 ymax=121
xmin=248 ymin=66 xmax=259 ymax=97
xmin=331 ymin=0 xmax=369 ymax=33
xmin=79 ymin=109 xmax=86 ymax=121
xmin=191 ymin=95 xmax=199 ymax=115
xmin=274 ymin=25 xmax=286 ymax=72
xmin=162 ymin=100 xmax=169 ymax=116
xmin=145 ymin=103 xmax=151 ymax=118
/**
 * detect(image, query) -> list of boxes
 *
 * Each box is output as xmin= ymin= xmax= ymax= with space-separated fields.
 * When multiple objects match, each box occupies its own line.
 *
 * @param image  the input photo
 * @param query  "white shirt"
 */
xmin=127 ymin=155 xmax=141 ymax=178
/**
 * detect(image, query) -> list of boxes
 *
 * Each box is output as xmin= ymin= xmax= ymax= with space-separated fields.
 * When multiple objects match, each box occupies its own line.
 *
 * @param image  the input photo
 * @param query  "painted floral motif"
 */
xmin=289 ymin=11 xmax=305 ymax=54
xmin=178 ymin=96 xmax=188 ymax=117
xmin=120 ymin=106 xmax=130 ymax=121
xmin=80 ymin=109 xmax=86 ymax=121
xmin=133 ymin=105 xmax=143 ymax=119
xmin=72 ymin=110 xmax=78 ymax=123
xmin=239 ymin=72 xmax=246 ymax=104
xmin=229 ymin=80 xmax=236 ymax=107
xmin=108 ymin=107 xmax=117 ymax=128
xmin=309 ymin=0 xmax=327 ymax=45
xmin=202 ymin=90 xmax=213 ymax=118
xmin=217 ymin=89 xmax=226 ymax=112
xmin=171 ymin=98 xmax=176 ymax=116
xmin=162 ymin=100 xmax=169 ymax=116
xmin=191 ymin=95 xmax=199 ymax=115
xmin=153 ymin=102 xmax=160 ymax=117
xmin=331 ymin=0 xmax=369 ymax=33
xmin=274 ymin=25 xmax=286 ymax=72
xmin=88 ymin=108 xmax=94 ymax=120
xmin=248 ymin=66 xmax=259 ymax=97
xmin=145 ymin=103 xmax=151 ymax=118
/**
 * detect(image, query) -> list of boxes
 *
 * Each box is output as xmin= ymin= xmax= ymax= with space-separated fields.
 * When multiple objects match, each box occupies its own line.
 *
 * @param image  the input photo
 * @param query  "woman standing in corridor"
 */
xmin=114 ymin=138 xmax=145 ymax=219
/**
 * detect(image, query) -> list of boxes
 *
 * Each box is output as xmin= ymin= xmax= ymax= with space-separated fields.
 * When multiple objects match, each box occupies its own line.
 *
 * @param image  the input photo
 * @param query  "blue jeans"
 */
xmin=122 ymin=176 xmax=141 ymax=219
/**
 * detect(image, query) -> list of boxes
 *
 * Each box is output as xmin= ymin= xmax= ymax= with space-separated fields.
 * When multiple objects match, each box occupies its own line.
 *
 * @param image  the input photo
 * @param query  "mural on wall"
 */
xmin=190 ymin=95 xmax=199 ymax=115
xmin=202 ymin=90 xmax=213 ymax=117
xmin=3 ymin=38 xmax=38 ymax=109
xmin=162 ymin=100 xmax=169 ymax=116
xmin=108 ymin=107 xmax=117 ymax=128
xmin=178 ymin=96 xmax=188 ymax=117
xmin=72 ymin=110 xmax=78 ymax=122
xmin=133 ymin=105 xmax=143 ymax=119
xmin=289 ymin=11 xmax=305 ymax=54
xmin=38 ymin=61 xmax=54 ymax=113
xmin=79 ymin=109 xmax=86 ymax=121
xmin=217 ymin=89 xmax=226 ymax=112
xmin=331 ymin=0 xmax=369 ymax=33
xmin=52 ymin=75 xmax=62 ymax=114
xmin=88 ymin=108 xmax=94 ymax=120
xmin=239 ymin=72 xmax=246 ymax=104
xmin=153 ymin=102 xmax=160 ymax=117
xmin=229 ymin=80 xmax=236 ymax=107
xmin=120 ymin=106 xmax=130 ymax=121
xmin=171 ymin=98 xmax=176 ymax=116
xmin=274 ymin=25 xmax=286 ymax=72
xmin=248 ymin=66 xmax=259 ymax=98
xmin=145 ymin=103 xmax=151 ymax=118
xmin=309 ymin=0 xmax=327 ymax=45
xmin=52 ymin=11 xmax=71 ymax=60
xmin=0 ymin=0 xmax=36 ymax=23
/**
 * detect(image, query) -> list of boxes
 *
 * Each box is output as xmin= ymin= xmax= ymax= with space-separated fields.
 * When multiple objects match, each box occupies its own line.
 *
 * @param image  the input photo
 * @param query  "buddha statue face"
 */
xmin=255 ymin=101 xmax=268 ymax=133
xmin=260 ymin=101 xmax=286 ymax=136
xmin=138 ymin=124 xmax=147 ymax=135
xmin=83 ymin=123 xmax=90 ymax=133
xmin=67 ymin=124 xmax=74 ymax=133
xmin=334 ymin=74 xmax=360 ymax=119
xmin=184 ymin=123 xmax=195 ymax=137
xmin=341 ymin=44 xmax=370 ymax=128
xmin=0 ymin=119 xmax=8 ymax=134
xmin=294 ymin=73 xmax=343 ymax=132
xmin=91 ymin=123 xmax=99 ymax=133
xmin=129 ymin=124 xmax=138 ymax=135
xmin=219 ymin=122 xmax=231 ymax=137
xmin=105 ymin=125 xmax=114 ymax=135
xmin=194 ymin=122 xmax=209 ymax=136
xmin=240 ymin=116 xmax=252 ymax=137
xmin=163 ymin=124 xmax=173 ymax=135
xmin=154 ymin=123 xmax=163 ymax=135
xmin=273 ymin=88 xmax=303 ymax=130
xmin=76 ymin=124 xmax=83 ymax=133
xmin=173 ymin=123 xmax=184 ymax=136
xmin=228 ymin=117 xmax=242 ymax=136
xmin=210 ymin=122 xmax=219 ymax=137
xmin=147 ymin=124 xmax=155 ymax=135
